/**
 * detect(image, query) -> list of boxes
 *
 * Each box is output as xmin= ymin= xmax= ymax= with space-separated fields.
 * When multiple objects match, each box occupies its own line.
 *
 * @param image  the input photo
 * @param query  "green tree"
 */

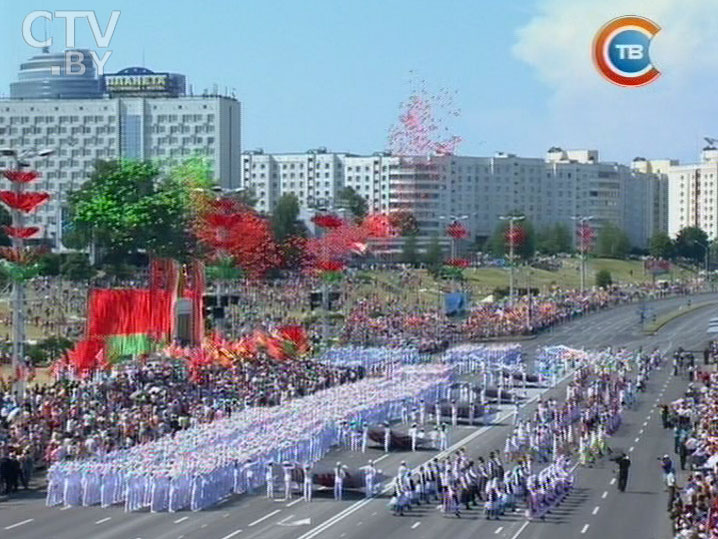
xmin=68 ymin=159 xmax=206 ymax=264
xmin=337 ymin=187 xmax=368 ymax=221
xmin=60 ymin=252 xmax=96 ymax=281
xmin=595 ymin=269 xmax=613 ymax=288
xmin=424 ymin=234 xmax=444 ymax=275
xmin=675 ymin=226 xmax=709 ymax=264
xmin=271 ymin=194 xmax=303 ymax=242
xmin=537 ymin=223 xmax=573 ymax=255
xmin=649 ymin=231 xmax=675 ymax=259
xmin=37 ymin=253 xmax=61 ymax=276
xmin=0 ymin=205 xmax=11 ymax=246
xmin=594 ymin=222 xmax=630 ymax=259
xmin=401 ymin=233 xmax=419 ymax=266
xmin=488 ymin=216 xmax=536 ymax=260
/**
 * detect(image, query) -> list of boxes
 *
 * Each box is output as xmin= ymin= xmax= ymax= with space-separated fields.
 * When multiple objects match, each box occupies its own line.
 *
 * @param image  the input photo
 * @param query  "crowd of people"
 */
xmin=0 ymin=355 xmax=364 ymax=495
xmin=664 ymin=372 xmax=718 ymax=538
xmin=342 ymin=282 xmax=702 ymax=347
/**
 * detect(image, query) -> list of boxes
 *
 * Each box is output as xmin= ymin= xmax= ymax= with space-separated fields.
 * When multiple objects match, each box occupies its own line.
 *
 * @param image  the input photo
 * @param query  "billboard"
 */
xmin=102 ymin=67 xmax=185 ymax=97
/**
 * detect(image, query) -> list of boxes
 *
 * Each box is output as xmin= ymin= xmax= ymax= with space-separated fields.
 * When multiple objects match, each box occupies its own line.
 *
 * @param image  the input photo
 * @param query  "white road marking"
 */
xmin=592 ymin=506 xmax=600 ymax=515
xmin=5 ymin=519 xmax=34 ymax=530
xmin=510 ymin=521 xmax=529 ymax=539
xmin=249 ymin=509 xmax=281 ymax=527
xmin=634 ymin=437 xmax=640 ymax=443
xmin=95 ymin=517 xmax=111 ymax=524
xmin=610 ymin=478 xmax=616 ymax=485
xmin=639 ymin=429 xmax=644 ymax=434
xmin=629 ymin=446 xmax=635 ymax=452
xmin=286 ymin=498 xmax=303 ymax=507
xmin=581 ymin=524 xmax=590 ymax=534
xmin=219 ymin=530 xmax=243 ymax=539
xmin=643 ymin=421 xmax=648 ymax=427
xmin=601 ymin=491 xmax=608 ymax=499
xmin=357 ymin=521 xmax=363 ymax=526
xmin=412 ymin=522 xmax=421 ymax=529
xmin=374 ymin=454 xmax=390 ymax=463
xmin=495 ymin=526 xmax=504 ymax=534
xmin=60 ymin=506 xmax=72 ymax=510
xmin=174 ymin=516 xmax=189 ymax=524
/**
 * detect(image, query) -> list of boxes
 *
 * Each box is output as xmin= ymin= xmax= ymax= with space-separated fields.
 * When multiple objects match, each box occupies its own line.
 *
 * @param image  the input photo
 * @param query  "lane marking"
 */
xmin=412 ymin=522 xmax=421 ymax=529
xmin=249 ymin=509 xmax=281 ymax=527
xmin=510 ymin=521 xmax=529 ymax=539
xmin=95 ymin=517 xmax=111 ymax=524
xmin=610 ymin=478 xmax=616 ymax=485
xmin=581 ymin=524 xmax=590 ymax=534
xmin=219 ymin=530 xmax=243 ymax=539
xmin=601 ymin=491 xmax=608 ymax=499
xmin=592 ymin=506 xmax=600 ymax=515
xmin=287 ymin=498 xmax=304 ymax=507
xmin=5 ymin=519 xmax=34 ymax=530
xmin=60 ymin=506 xmax=71 ymax=511
xmin=174 ymin=516 xmax=189 ymax=524
xmin=495 ymin=526 xmax=504 ymax=534
xmin=374 ymin=454 xmax=390 ymax=463
xmin=634 ymin=437 xmax=640 ymax=443
xmin=629 ymin=446 xmax=635 ymax=452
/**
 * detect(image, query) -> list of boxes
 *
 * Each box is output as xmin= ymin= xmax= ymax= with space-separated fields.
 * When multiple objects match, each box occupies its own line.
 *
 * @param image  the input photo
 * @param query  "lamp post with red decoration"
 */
xmin=499 ymin=214 xmax=525 ymax=302
xmin=572 ymin=215 xmax=594 ymax=292
xmin=0 ymin=147 xmax=54 ymax=397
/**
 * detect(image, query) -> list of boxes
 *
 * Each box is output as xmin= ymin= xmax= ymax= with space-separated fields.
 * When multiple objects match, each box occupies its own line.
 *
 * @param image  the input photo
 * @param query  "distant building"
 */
xmin=242 ymin=147 xmax=668 ymax=253
xmin=663 ymin=146 xmax=718 ymax=239
xmin=1 ymin=51 xmax=241 ymax=249
xmin=10 ymin=49 xmax=102 ymax=99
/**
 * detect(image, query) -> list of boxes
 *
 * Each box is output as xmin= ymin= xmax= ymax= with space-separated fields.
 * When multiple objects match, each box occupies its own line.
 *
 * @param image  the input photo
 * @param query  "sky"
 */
xmin=0 ymin=0 xmax=716 ymax=165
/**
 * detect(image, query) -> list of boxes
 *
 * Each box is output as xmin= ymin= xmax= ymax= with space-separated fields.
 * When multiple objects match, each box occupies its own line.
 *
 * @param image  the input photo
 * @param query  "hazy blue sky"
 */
xmin=1 ymin=0 xmax=716 ymax=164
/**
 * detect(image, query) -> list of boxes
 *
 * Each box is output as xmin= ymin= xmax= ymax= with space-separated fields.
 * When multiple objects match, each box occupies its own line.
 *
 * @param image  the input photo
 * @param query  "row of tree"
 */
xmin=649 ymin=227 xmax=709 ymax=265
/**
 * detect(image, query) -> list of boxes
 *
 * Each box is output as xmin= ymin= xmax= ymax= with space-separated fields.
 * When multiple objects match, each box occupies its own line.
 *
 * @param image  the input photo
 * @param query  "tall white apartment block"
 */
xmin=1 ymin=53 xmax=241 ymax=250
xmin=664 ymin=146 xmax=718 ymax=239
xmin=243 ymin=147 xmax=667 ymax=250
xmin=0 ymin=95 xmax=241 ymax=248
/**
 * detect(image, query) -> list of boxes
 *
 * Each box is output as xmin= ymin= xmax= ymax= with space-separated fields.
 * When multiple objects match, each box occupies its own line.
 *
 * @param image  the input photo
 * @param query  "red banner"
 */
xmin=87 ymin=289 xmax=174 ymax=340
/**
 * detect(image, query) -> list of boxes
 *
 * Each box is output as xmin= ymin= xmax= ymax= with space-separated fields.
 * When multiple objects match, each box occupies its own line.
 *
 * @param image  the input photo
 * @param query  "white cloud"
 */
xmin=512 ymin=0 xmax=718 ymax=162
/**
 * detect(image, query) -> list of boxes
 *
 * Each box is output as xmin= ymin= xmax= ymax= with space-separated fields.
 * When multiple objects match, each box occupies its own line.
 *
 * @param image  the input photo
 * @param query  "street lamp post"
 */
xmin=499 ymin=214 xmax=525 ymax=301
xmin=0 ymin=147 xmax=54 ymax=398
xmin=439 ymin=214 xmax=471 ymax=260
xmin=571 ymin=215 xmax=594 ymax=292
xmin=309 ymin=198 xmax=332 ymax=346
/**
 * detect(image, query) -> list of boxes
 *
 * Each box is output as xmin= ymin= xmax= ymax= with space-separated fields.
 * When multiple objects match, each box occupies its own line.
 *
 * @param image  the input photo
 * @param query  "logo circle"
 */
xmin=593 ymin=16 xmax=661 ymax=87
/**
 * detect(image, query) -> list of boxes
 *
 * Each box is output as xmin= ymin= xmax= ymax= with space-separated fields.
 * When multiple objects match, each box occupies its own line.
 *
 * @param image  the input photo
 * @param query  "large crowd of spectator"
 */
xmin=665 ymin=370 xmax=718 ymax=538
xmin=0 ymin=355 xmax=363 ymax=495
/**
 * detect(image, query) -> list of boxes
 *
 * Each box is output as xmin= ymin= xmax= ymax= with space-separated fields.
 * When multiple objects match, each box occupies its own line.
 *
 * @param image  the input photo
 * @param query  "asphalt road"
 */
xmin=0 ymin=292 xmax=715 ymax=539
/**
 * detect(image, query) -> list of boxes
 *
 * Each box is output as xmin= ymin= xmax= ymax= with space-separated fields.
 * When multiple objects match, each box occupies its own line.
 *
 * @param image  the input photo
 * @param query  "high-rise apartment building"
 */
xmin=242 ymin=147 xmax=668 ymax=251
xmin=0 ymin=51 xmax=241 ymax=249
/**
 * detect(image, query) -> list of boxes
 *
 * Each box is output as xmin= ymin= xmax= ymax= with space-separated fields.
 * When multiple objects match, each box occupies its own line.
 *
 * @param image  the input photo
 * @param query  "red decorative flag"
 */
xmin=2 ymin=170 xmax=40 ymax=184
xmin=312 ymin=213 xmax=344 ymax=229
xmin=0 ymin=191 xmax=50 ymax=213
xmin=3 ymin=226 xmax=40 ymax=239
xmin=505 ymin=225 xmax=526 ymax=247
xmin=446 ymin=222 xmax=468 ymax=240
xmin=447 ymin=257 xmax=470 ymax=268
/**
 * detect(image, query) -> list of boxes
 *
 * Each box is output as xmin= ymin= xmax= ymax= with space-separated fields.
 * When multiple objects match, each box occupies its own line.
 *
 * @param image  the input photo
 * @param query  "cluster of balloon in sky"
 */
xmin=388 ymin=75 xmax=463 ymax=157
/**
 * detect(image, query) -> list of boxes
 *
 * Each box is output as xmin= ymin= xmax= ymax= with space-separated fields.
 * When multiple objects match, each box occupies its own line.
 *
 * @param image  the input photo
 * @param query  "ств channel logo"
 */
xmin=593 ymin=16 xmax=661 ymax=87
